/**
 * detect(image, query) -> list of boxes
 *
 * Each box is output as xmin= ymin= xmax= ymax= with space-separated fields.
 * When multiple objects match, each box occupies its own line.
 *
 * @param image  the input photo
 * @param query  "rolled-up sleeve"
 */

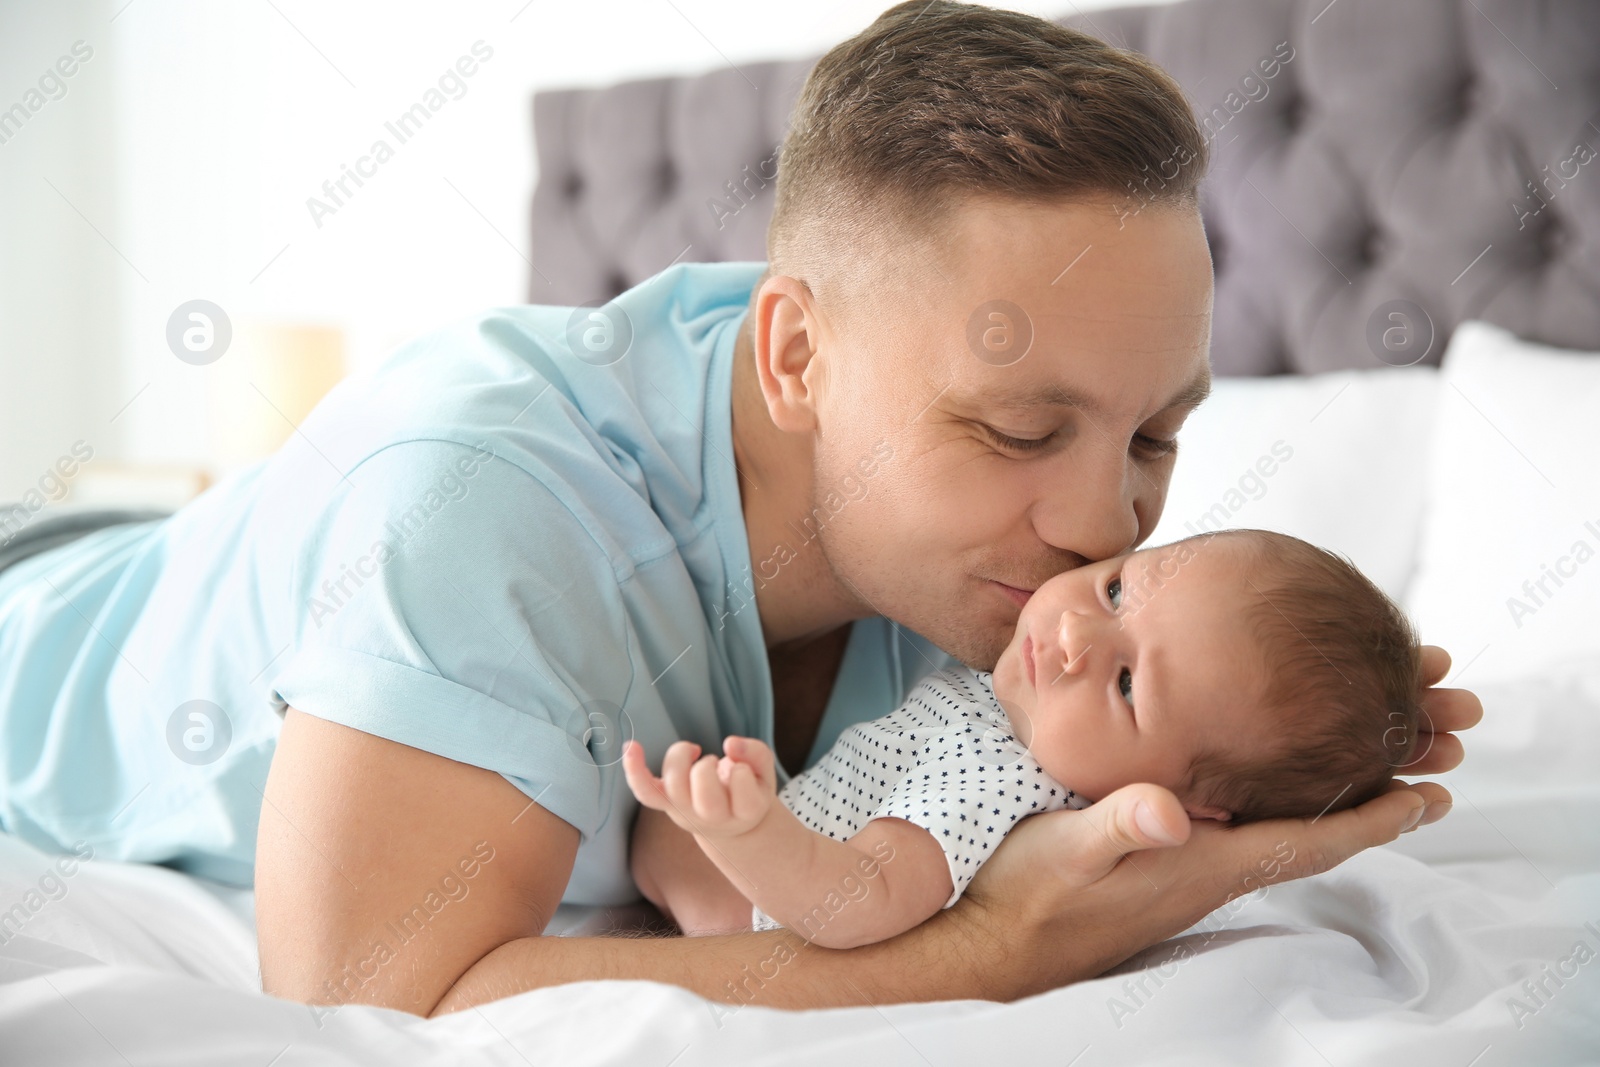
xmin=270 ymin=438 xmax=636 ymax=843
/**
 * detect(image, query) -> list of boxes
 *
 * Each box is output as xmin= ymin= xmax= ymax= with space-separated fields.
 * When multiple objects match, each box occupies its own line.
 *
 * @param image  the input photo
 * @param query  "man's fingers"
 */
xmin=1421 ymin=683 xmax=1483 ymax=734
xmin=1403 ymin=729 xmax=1464 ymax=776
xmin=1271 ymin=787 xmax=1429 ymax=882
xmin=1059 ymin=784 xmax=1191 ymax=884
xmin=1384 ymin=779 xmax=1453 ymax=825
xmin=1419 ymin=644 xmax=1450 ymax=687
xmin=1396 ymin=649 xmax=1481 ymax=778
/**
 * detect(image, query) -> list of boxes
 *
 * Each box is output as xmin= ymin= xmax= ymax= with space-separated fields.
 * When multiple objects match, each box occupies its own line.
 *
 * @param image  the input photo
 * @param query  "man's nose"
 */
xmin=1031 ymin=441 xmax=1142 ymax=564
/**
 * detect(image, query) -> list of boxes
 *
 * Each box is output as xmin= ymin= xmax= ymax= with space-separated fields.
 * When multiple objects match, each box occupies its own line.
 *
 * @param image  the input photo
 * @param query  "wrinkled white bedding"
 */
xmin=3 ymin=660 xmax=1597 ymax=1066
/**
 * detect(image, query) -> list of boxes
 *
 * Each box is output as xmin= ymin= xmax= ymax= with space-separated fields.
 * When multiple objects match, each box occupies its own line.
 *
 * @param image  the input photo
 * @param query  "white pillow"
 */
xmin=1148 ymin=367 xmax=1440 ymax=601
xmin=1404 ymin=321 xmax=1600 ymax=685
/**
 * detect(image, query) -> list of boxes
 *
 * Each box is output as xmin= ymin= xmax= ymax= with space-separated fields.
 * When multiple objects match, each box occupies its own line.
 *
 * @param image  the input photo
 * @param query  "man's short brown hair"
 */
xmin=767 ymin=0 xmax=1210 ymax=305
xmin=1189 ymin=530 xmax=1424 ymax=824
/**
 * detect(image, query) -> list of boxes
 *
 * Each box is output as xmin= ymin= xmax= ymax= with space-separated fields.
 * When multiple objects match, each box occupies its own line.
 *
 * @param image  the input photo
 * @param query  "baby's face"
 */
xmin=990 ymin=536 xmax=1274 ymax=819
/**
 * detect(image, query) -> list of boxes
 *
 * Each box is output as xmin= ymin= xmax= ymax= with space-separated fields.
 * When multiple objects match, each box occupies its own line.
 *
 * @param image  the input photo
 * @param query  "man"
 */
xmin=0 ymin=1 xmax=1472 ymax=1016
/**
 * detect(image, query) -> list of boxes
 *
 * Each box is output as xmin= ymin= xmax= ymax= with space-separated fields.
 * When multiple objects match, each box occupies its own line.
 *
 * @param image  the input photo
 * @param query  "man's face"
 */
xmin=806 ymin=194 xmax=1214 ymax=670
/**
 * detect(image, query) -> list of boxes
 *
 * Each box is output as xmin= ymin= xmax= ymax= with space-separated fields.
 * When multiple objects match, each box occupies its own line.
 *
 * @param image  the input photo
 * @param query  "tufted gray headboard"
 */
xmin=530 ymin=0 xmax=1600 ymax=375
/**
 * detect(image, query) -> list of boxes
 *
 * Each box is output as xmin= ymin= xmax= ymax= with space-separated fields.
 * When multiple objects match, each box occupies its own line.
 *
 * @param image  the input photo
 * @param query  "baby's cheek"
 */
xmin=1028 ymin=724 xmax=1098 ymax=792
xmin=1028 ymin=723 xmax=1153 ymax=801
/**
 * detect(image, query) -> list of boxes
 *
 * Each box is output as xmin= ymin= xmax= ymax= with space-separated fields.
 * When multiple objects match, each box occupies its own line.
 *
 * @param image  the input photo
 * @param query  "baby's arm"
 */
xmin=621 ymin=737 xmax=953 ymax=949
xmin=629 ymin=805 xmax=765 ymax=936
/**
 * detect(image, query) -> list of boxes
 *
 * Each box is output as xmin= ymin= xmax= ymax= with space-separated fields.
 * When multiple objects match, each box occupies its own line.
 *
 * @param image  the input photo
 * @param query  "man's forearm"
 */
xmin=431 ymin=909 xmax=1005 ymax=1015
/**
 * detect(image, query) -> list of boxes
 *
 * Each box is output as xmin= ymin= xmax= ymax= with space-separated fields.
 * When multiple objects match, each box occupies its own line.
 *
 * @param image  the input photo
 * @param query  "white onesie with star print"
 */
xmin=751 ymin=664 xmax=1088 ymax=932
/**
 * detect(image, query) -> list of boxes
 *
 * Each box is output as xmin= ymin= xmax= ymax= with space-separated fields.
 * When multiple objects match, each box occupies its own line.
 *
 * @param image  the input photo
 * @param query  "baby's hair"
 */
xmin=1186 ymin=529 xmax=1423 ymax=824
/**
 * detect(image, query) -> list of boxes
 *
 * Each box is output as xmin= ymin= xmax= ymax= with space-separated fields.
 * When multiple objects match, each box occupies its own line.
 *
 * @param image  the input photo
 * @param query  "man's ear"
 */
xmin=752 ymin=274 xmax=824 ymax=434
xmin=1184 ymin=803 xmax=1233 ymax=823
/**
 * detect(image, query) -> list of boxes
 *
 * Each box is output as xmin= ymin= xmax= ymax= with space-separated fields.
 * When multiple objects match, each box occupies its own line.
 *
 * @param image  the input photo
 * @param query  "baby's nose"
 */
xmin=1054 ymin=609 xmax=1093 ymax=679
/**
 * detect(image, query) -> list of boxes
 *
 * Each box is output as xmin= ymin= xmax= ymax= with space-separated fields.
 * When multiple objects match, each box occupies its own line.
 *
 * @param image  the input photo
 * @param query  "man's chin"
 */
xmin=825 ymin=555 xmax=1011 ymax=671
xmin=912 ymin=618 xmax=1010 ymax=674
xmin=878 ymin=586 xmax=1018 ymax=673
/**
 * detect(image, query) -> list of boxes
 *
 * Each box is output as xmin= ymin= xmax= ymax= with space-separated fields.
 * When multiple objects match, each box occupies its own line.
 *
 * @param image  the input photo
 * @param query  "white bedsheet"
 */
xmin=4 ymin=661 xmax=1598 ymax=1066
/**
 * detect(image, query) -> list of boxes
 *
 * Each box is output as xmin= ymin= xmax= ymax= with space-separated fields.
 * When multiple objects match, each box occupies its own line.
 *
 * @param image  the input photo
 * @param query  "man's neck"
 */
xmin=729 ymin=315 xmax=870 ymax=651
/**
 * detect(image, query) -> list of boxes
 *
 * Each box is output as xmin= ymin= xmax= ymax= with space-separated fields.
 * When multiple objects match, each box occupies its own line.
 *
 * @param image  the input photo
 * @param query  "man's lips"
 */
xmin=990 ymin=580 xmax=1034 ymax=608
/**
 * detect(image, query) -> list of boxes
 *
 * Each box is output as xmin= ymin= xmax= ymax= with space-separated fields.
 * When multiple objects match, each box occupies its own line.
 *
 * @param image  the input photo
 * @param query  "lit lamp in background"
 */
xmin=207 ymin=321 xmax=347 ymax=475
xmin=63 ymin=321 xmax=349 ymax=512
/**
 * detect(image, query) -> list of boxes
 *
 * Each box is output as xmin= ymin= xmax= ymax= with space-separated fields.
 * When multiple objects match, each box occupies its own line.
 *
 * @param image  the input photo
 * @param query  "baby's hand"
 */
xmin=622 ymin=736 xmax=777 ymax=840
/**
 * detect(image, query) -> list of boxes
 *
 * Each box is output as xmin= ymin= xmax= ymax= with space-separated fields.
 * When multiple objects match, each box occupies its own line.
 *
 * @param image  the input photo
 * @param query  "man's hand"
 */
xmin=1399 ymin=645 xmax=1479 ymax=777
xmin=622 ymin=737 xmax=778 ymax=840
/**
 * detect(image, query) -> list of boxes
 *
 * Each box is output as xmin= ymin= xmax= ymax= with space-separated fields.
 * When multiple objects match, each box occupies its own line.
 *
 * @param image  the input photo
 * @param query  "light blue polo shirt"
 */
xmin=0 ymin=261 xmax=952 ymax=901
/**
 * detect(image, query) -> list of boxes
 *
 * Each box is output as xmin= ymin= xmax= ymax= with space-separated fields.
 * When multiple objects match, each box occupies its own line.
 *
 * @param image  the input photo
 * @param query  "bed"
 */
xmin=6 ymin=0 xmax=1600 ymax=1062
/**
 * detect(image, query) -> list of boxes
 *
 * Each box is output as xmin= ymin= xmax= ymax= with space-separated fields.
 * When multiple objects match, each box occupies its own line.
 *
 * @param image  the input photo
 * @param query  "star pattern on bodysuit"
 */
xmin=765 ymin=666 xmax=1088 ymax=915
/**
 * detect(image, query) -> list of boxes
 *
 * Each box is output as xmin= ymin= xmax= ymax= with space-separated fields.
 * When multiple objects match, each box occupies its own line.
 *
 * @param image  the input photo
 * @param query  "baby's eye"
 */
xmin=1118 ymin=667 xmax=1135 ymax=707
xmin=1107 ymin=575 xmax=1123 ymax=609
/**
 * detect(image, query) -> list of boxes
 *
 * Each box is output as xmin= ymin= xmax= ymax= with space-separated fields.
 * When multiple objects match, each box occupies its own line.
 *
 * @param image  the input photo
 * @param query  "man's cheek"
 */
xmin=1139 ymin=486 xmax=1173 ymax=540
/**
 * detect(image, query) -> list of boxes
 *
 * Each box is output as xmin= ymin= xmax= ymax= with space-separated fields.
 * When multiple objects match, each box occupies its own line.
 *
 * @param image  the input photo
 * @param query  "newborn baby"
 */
xmin=622 ymin=528 xmax=1422 ymax=948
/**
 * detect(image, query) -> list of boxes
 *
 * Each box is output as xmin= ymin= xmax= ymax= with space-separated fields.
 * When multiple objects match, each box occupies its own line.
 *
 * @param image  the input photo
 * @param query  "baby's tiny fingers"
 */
xmin=724 ymin=735 xmax=777 ymax=791
xmin=621 ymin=741 xmax=668 ymax=809
xmin=726 ymin=761 xmax=770 ymax=826
xmin=661 ymin=740 xmax=702 ymax=780
xmin=689 ymin=753 xmax=732 ymax=825
xmin=659 ymin=741 xmax=701 ymax=811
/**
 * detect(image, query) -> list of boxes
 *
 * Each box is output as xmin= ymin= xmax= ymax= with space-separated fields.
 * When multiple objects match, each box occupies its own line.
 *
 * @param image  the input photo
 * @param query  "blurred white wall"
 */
xmin=0 ymin=0 xmax=1162 ymax=497
xmin=0 ymin=2 xmax=123 ymax=501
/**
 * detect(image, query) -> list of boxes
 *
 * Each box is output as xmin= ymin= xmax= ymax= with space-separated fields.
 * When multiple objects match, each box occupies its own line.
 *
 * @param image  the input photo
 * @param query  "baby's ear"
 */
xmin=1184 ymin=803 xmax=1233 ymax=823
